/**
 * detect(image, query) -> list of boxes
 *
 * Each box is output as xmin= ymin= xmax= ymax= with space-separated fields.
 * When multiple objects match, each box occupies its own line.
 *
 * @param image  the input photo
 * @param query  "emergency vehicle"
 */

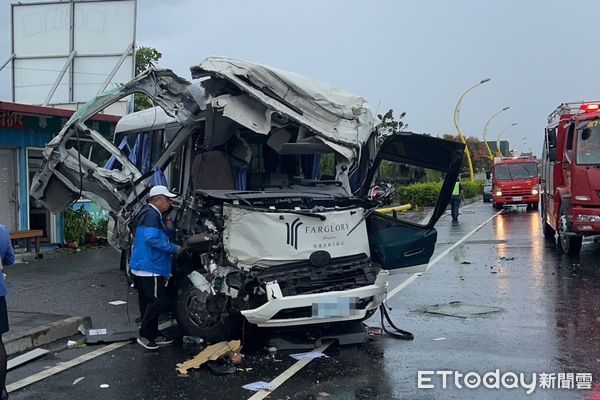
xmin=541 ymin=102 xmax=600 ymax=255
xmin=491 ymin=156 xmax=540 ymax=210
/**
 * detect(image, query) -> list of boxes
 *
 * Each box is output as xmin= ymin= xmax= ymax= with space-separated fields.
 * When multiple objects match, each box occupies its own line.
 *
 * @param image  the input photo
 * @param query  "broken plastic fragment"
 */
xmin=72 ymin=377 xmax=85 ymax=385
xmin=289 ymin=351 xmax=329 ymax=361
xmin=242 ymin=381 xmax=273 ymax=392
xmin=100 ymin=384 xmax=109 ymax=389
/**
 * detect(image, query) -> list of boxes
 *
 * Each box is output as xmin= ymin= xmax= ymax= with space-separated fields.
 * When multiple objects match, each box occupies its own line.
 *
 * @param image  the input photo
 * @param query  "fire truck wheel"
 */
xmin=542 ymin=218 xmax=555 ymax=239
xmin=557 ymin=209 xmax=582 ymax=256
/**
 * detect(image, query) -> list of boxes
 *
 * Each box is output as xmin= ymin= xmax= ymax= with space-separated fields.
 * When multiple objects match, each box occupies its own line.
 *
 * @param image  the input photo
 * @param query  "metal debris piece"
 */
xmin=176 ymin=340 xmax=242 ymax=375
xmin=421 ymin=301 xmax=504 ymax=318
xmin=499 ymin=256 xmax=515 ymax=261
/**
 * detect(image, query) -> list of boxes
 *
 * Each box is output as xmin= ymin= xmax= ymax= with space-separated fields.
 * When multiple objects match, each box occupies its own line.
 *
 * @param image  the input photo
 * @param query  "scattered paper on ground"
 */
xmin=289 ymin=351 xmax=329 ymax=361
xmin=176 ymin=340 xmax=241 ymax=375
xmin=242 ymin=381 xmax=273 ymax=392
xmin=100 ymin=384 xmax=109 ymax=389
xmin=433 ymin=337 xmax=446 ymax=341
xmin=318 ymin=392 xmax=331 ymax=397
xmin=108 ymin=300 xmax=127 ymax=306
xmin=421 ymin=301 xmax=504 ymax=318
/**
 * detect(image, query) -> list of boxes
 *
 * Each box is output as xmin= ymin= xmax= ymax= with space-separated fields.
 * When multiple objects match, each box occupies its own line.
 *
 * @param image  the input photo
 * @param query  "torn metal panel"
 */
xmin=190 ymin=57 xmax=381 ymax=149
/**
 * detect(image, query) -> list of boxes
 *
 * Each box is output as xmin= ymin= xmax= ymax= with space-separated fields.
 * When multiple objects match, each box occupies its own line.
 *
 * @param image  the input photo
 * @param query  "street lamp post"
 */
xmin=495 ymin=123 xmax=518 ymax=157
xmin=453 ymin=78 xmax=491 ymax=181
xmin=482 ymin=106 xmax=510 ymax=160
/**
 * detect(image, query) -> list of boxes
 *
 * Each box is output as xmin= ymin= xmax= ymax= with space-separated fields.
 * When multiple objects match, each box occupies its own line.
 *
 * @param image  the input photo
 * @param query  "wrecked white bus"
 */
xmin=30 ymin=57 xmax=463 ymax=341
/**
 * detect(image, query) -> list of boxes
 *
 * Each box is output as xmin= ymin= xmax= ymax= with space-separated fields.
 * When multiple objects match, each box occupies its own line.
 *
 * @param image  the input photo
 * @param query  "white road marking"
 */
xmin=386 ymin=209 xmax=502 ymax=300
xmin=8 ymin=320 xmax=174 ymax=393
xmin=247 ymin=342 xmax=332 ymax=400
xmin=7 ymin=342 xmax=129 ymax=393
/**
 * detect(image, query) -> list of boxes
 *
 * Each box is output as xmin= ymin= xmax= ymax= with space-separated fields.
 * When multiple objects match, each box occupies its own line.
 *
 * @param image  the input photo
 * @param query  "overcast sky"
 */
xmin=2 ymin=0 xmax=600 ymax=155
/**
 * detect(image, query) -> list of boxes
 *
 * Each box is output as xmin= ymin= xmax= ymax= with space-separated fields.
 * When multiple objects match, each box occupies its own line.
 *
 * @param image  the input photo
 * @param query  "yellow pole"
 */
xmin=495 ymin=123 xmax=518 ymax=157
xmin=482 ymin=106 xmax=510 ymax=160
xmin=453 ymin=78 xmax=491 ymax=181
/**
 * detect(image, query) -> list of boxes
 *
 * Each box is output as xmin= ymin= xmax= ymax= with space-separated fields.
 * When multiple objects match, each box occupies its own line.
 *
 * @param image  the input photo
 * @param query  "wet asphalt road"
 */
xmin=7 ymin=201 xmax=600 ymax=399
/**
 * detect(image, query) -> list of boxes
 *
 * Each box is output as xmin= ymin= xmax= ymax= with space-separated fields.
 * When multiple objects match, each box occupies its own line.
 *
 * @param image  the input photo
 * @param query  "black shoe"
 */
xmin=154 ymin=335 xmax=174 ymax=346
xmin=137 ymin=337 xmax=159 ymax=350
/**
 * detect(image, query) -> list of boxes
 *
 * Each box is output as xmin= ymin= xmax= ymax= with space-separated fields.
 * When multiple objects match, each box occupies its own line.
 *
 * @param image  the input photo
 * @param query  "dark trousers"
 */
xmin=450 ymin=195 xmax=461 ymax=220
xmin=136 ymin=275 xmax=167 ymax=339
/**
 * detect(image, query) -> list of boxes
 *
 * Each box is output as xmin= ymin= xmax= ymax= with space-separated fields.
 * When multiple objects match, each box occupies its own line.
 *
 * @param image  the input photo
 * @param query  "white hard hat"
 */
xmin=149 ymin=185 xmax=177 ymax=198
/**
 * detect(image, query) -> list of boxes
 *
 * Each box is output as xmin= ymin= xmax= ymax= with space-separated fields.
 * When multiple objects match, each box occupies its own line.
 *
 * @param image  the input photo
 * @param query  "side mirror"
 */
xmin=548 ymin=147 xmax=557 ymax=162
xmin=547 ymin=128 xmax=557 ymax=148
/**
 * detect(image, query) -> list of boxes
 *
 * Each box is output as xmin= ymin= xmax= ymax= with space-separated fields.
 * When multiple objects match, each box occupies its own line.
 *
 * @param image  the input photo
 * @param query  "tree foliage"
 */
xmin=376 ymin=109 xmax=407 ymax=145
xmin=134 ymin=46 xmax=163 ymax=111
xmin=442 ymin=134 xmax=493 ymax=174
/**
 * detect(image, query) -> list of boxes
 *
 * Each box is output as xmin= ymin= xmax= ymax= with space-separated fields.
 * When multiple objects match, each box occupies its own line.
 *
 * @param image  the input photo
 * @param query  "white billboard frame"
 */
xmin=9 ymin=0 xmax=137 ymax=112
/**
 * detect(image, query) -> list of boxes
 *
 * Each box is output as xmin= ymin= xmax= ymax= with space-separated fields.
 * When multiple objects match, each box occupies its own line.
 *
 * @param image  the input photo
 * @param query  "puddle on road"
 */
xmin=419 ymin=301 xmax=504 ymax=318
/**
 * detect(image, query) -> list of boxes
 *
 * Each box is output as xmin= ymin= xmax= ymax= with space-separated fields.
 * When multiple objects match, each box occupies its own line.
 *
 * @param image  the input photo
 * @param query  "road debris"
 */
xmin=319 ymin=392 xmax=331 ymax=397
xmin=289 ymin=351 xmax=329 ymax=361
xmin=433 ymin=337 xmax=446 ymax=341
xmin=108 ymin=300 xmax=127 ymax=306
xmin=72 ymin=377 xmax=85 ymax=385
xmin=67 ymin=340 xmax=86 ymax=349
xmin=499 ymin=256 xmax=515 ymax=261
xmin=366 ymin=326 xmax=383 ymax=336
xmin=206 ymin=358 xmax=236 ymax=375
xmin=100 ymin=384 xmax=109 ymax=389
xmin=176 ymin=340 xmax=242 ymax=375
xmin=182 ymin=336 xmax=204 ymax=345
xmin=460 ymin=261 xmax=472 ymax=265
xmin=242 ymin=381 xmax=273 ymax=392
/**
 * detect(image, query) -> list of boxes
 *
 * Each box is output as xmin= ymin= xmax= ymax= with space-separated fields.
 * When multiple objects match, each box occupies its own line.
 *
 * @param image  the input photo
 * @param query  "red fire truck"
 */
xmin=491 ymin=156 xmax=540 ymax=210
xmin=541 ymin=102 xmax=600 ymax=255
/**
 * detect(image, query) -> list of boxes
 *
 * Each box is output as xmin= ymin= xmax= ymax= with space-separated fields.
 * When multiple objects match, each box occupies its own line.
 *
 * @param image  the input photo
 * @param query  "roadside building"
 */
xmin=0 ymin=101 xmax=120 ymax=243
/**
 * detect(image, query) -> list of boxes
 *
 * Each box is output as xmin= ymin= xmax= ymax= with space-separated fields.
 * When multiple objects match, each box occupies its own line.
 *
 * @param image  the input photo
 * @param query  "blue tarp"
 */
xmin=150 ymin=167 xmax=168 ymax=187
xmin=104 ymin=136 xmax=131 ymax=170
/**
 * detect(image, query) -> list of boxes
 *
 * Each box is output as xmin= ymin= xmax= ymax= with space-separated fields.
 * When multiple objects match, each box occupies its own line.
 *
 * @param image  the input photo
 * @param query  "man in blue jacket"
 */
xmin=130 ymin=186 xmax=182 ymax=350
xmin=0 ymin=225 xmax=15 ymax=399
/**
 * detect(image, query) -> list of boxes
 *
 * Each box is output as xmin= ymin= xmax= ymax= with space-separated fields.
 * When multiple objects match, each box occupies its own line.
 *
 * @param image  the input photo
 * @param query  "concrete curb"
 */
xmin=5 ymin=316 xmax=91 ymax=356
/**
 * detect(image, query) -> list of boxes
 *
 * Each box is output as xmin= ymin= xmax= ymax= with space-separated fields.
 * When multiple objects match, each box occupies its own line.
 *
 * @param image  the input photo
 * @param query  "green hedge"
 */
xmin=395 ymin=180 xmax=484 ymax=207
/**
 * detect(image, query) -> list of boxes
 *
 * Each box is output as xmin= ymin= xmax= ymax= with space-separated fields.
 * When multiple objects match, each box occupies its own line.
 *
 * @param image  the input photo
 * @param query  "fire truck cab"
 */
xmin=491 ymin=156 xmax=540 ymax=210
xmin=541 ymin=102 xmax=600 ymax=256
